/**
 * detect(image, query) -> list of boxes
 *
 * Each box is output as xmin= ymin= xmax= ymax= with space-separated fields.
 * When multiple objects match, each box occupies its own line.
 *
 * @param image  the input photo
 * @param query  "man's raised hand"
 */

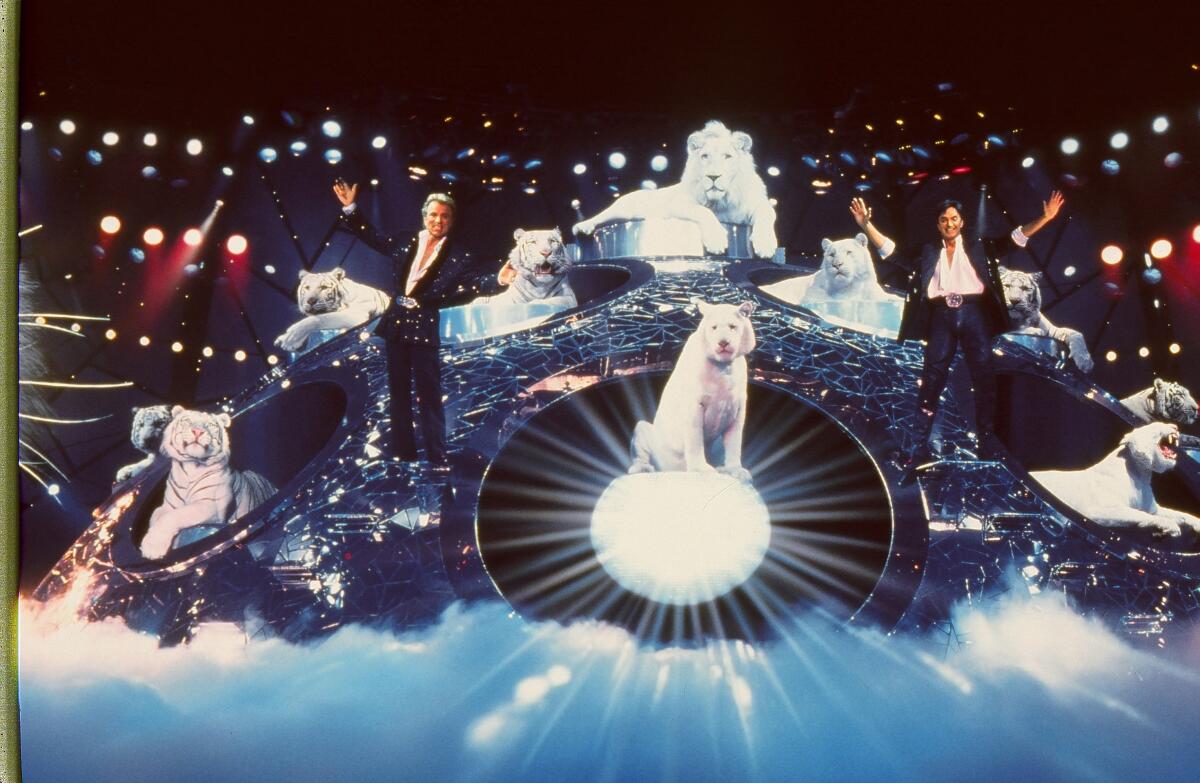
xmin=849 ymin=197 xmax=872 ymax=228
xmin=333 ymin=179 xmax=358 ymax=207
xmin=1042 ymin=190 xmax=1065 ymax=221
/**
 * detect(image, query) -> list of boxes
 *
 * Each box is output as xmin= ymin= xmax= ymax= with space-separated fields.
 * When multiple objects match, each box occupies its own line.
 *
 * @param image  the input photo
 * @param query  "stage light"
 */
xmin=141 ymin=165 xmax=158 ymax=178
xmin=324 ymin=149 xmax=343 ymax=164
xmin=640 ymin=180 xmax=657 ymax=190
xmin=171 ymin=342 xmax=184 ymax=353
xmin=370 ymin=178 xmax=380 ymax=186
xmin=290 ymin=139 xmax=308 ymax=154
xmin=650 ymin=154 xmax=669 ymax=172
xmin=1170 ymin=343 xmax=1181 ymax=355
xmin=234 ymin=349 xmax=247 ymax=362
xmin=1101 ymin=159 xmax=1120 ymax=175
xmin=259 ymin=147 xmax=277 ymax=162
xmin=1106 ymin=350 xmax=1117 ymax=362
xmin=47 ymin=484 xmax=60 ymax=496
xmin=572 ymin=163 xmax=587 ymax=175
xmin=1100 ymin=245 xmax=1123 ymax=265
xmin=912 ymin=146 xmax=931 ymax=159
xmin=102 ymin=131 xmax=119 ymax=146
xmin=607 ymin=152 xmax=626 ymax=169
xmin=226 ymin=234 xmax=248 ymax=254
xmin=241 ymin=114 xmax=255 ymax=126
xmin=264 ymin=264 xmax=276 ymax=274
xmin=1143 ymin=268 xmax=1162 ymax=284
xmin=142 ymin=132 xmax=158 ymax=147
xmin=105 ymin=329 xmax=117 ymax=340
xmin=99 ymin=215 xmax=121 ymax=234
xmin=222 ymin=166 xmax=234 ymax=176
xmin=183 ymin=228 xmax=204 ymax=246
xmin=876 ymin=151 xmax=893 ymax=164
xmin=129 ymin=248 xmax=145 ymax=263
xmin=1193 ymin=225 xmax=1200 ymax=243
xmin=59 ymin=119 xmax=76 ymax=134
xmin=20 ymin=121 xmax=32 ymax=131
xmin=1060 ymin=137 xmax=1080 ymax=155
xmin=267 ymin=355 xmax=280 ymax=366
xmin=590 ymin=473 xmax=770 ymax=606
xmin=1063 ymin=265 xmax=1076 ymax=277
xmin=86 ymin=150 xmax=103 ymax=165
xmin=802 ymin=155 xmax=819 ymax=168
xmin=322 ymin=120 xmax=342 ymax=138
xmin=1164 ymin=152 xmax=1183 ymax=168
xmin=202 ymin=346 xmax=214 ymax=357
xmin=1152 ymin=115 xmax=1169 ymax=133
xmin=766 ymin=165 xmax=780 ymax=177
xmin=1150 ymin=239 xmax=1173 ymax=259
xmin=186 ymin=138 xmax=203 ymax=155
xmin=1021 ymin=156 xmax=1035 ymax=168
xmin=1138 ymin=346 xmax=1150 ymax=358
xmin=371 ymin=135 xmax=387 ymax=149
xmin=1109 ymin=132 xmax=1129 ymax=149
xmin=139 ymin=336 xmax=151 ymax=346
xmin=524 ymin=159 xmax=543 ymax=170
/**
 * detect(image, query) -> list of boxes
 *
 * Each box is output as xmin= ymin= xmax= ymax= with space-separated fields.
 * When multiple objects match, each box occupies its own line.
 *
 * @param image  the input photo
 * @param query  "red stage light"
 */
xmin=143 ymin=227 xmax=164 ymax=246
xmin=226 ymin=234 xmax=248 ymax=255
xmin=1192 ymin=224 xmax=1200 ymax=244
xmin=1149 ymin=239 xmax=1173 ymax=259
xmin=183 ymin=228 xmax=204 ymax=247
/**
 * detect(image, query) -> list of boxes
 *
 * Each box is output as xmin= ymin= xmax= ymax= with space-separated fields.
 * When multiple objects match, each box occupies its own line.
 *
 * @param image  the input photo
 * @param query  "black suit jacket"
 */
xmin=338 ymin=207 xmax=502 ymax=344
xmin=895 ymin=234 xmax=1019 ymax=342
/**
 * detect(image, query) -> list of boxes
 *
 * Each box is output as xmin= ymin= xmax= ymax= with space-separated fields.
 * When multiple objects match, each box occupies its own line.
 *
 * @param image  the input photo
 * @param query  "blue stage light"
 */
xmin=141 ymin=165 xmax=157 ymax=178
xmin=494 ymin=153 xmax=512 ymax=165
xmin=840 ymin=151 xmax=857 ymax=166
xmin=1101 ymin=159 xmax=1120 ymax=175
xmin=440 ymin=172 xmax=458 ymax=182
xmin=640 ymin=180 xmax=657 ymax=190
xmin=913 ymin=146 xmax=931 ymax=159
xmin=802 ymin=155 xmax=819 ymax=168
xmin=290 ymin=140 xmax=308 ymax=155
xmin=259 ymin=147 xmax=278 ymax=163
xmin=650 ymin=154 xmax=669 ymax=172
xmin=874 ymin=151 xmax=893 ymax=164
xmin=1143 ymin=268 xmax=1162 ymax=284
xmin=1164 ymin=152 xmax=1183 ymax=168
xmin=1060 ymin=137 xmax=1080 ymax=155
xmin=322 ymin=120 xmax=342 ymax=138
xmin=1110 ymin=131 xmax=1129 ymax=149
xmin=608 ymin=152 xmax=626 ymax=169
xmin=324 ymin=149 xmax=343 ymax=164
xmin=523 ymin=159 xmax=542 ymax=170
xmin=986 ymin=135 xmax=1006 ymax=147
xmin=129 ymin=248 xmax=145 ymax=263
xmin=86 ymin=150 xmax=103 ymax=165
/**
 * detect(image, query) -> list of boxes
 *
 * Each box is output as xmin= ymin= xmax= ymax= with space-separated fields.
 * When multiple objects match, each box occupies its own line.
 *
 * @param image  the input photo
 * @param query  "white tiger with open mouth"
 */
xmin=475 ymin=228 xmax=577 ymax=308
xmin=1031 ymin=422 xmax=1199 ymax=537
xmin=275 ymin=267 xmax=389 ymax=352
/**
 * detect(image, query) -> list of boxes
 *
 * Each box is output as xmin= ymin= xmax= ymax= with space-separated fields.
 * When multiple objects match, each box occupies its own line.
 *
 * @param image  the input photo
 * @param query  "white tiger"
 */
xmin=1000 ymin=267 xmax=1093 ymax=372
xmin=763 ymin=234 xmax=899 ymax=305
xmin=1031 ymin=422 xmax=1199 ymax=538
xmin=114 ymin=404 xmax=173 ymax=483
xmin=475 ymin=228 xmax=577 ymax=308
xmin=1120 ymin=378 xmax=1198 ymax=426
xmin=573 ymin=120 xmax=778 ymax=259
xmin=628 ymin=300 xmax=756 ymax=483
xmin=275 ymin=267 xmax=389 ymax=353
xmin=140 ymin=406 xmax=276 ymax=559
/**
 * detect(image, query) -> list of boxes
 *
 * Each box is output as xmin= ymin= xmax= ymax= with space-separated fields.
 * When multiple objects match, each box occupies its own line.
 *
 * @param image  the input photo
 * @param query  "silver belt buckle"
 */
xmin=395 ymin=296 xmax=419 ymax=310
xmin=945 ymin=292 xmax=964 ymax=309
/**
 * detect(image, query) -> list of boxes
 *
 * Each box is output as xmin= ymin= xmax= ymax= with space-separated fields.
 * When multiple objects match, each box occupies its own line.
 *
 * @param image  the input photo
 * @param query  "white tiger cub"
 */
xmin=1120 ymin=378 xmax=1198 ymax=426
xmin=628 ymin=300 xmax=756 ymax=483
xmin=275 ymin=267 xmax=389 ymax=352
xmin=475 ymin=228 xmax=577 ymax=308
xmin=1031 ymin=422 xmax=1200 ymax=538
xmin=140 ymin=406 xmax=276 ymax=559
xmin=115 ymin=404 xmax=173 ymax=483
xmin=1000 ymin=267 xmax=1093 ymax=372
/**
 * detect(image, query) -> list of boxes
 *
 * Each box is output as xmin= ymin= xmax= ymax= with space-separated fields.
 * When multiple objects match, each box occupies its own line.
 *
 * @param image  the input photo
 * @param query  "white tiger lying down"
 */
xmin=1120 ymin=378 xmax=1198 ymax=426
xmin=628 ymin=300 xmax=756 ymax=484
xmin=275 ymin=268 xmax=390 ymax=353
xmin=140 ymin=406 xmax=276 ymax=559
xmin=1031 ymin=422 xmax=1200 ymax=538
xmin=1000 ymin=267 xmax=1093 ymax=372
xmin=763 ymin=234 xmax=899 ymax=306
xmin=475 ymin=228 xmax=577 ymax=309
xmin=114 ymin=404 xmax=174 ymax=483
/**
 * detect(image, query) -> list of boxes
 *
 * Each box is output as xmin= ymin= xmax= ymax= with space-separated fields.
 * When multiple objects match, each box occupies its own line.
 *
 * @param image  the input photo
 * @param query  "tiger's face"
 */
xmin=819 ymin=235 xmax=874 ymax=293
xmin=1001 ymin=268 xmax=1043 ymax=320
xmin=1153 ymin=378 xmax=1198 ymax=425
xmin=163 ymin=407 xmax=232 ymax=463
xmin=509 ymin=228 xmax=570 ymax=279
xmin=130 ymin=404 xmax=173 ymax=453
xmin=296 ymin=269 xmax=347 ymax=315
xmin=685 ymin=127 xmax=753 ymax=205
xmin=695 ymin=299 xmax=757 ymax=364
xmin=1122 ymin=422 xmax=1182 ymax=474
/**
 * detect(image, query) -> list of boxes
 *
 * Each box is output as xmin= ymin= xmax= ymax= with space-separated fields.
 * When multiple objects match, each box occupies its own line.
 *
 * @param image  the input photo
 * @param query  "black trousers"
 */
xmin=916 ymin=298 xmax=997 ymax=440
xmin=384 ymin=337 xmax=446 ymax=462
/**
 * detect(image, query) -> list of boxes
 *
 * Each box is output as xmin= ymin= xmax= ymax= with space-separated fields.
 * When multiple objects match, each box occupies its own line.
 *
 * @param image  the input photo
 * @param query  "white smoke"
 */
xmin=19 ymin=592 xmax=1200 ymax=782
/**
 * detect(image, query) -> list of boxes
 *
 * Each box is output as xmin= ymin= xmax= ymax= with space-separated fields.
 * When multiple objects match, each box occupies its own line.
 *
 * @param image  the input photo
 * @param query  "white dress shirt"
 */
xmin=876 ymin=227 xmax=1028 ymax=299
xmin=343 ymin=203 xmax=445 ymax=296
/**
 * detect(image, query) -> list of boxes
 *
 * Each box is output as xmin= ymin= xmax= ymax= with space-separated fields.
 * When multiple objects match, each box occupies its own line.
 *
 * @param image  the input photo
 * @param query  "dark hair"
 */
xmin=936 ymin=199 xmax=964 ymax=219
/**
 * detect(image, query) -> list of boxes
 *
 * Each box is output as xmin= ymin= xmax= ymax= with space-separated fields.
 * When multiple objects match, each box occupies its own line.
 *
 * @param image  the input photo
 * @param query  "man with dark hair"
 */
xmin=333 ymin=181 xmax=510 ymax=470
xmin=850 ymin=191 xmax=1065 ymax=473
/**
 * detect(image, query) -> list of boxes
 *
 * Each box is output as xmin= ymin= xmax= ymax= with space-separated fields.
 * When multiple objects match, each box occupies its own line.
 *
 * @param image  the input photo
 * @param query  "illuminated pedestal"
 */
xmin=590 ymin=472 xmax=770 ymax=605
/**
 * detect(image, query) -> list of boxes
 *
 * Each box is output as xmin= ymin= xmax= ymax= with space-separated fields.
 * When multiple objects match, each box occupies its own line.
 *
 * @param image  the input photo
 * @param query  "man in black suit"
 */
xmin=849 ymin=191 xmax=1064 ymax=471
xmin=333 ymin=181 xmax=510 ymax=468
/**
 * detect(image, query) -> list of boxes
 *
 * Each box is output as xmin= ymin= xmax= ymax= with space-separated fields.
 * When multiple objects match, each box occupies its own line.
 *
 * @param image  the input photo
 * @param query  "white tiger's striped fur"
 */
xmin=140 ymin=406 xmax=275 ymax=559
xmin=275 ymin=267 xmax=390 ymax=352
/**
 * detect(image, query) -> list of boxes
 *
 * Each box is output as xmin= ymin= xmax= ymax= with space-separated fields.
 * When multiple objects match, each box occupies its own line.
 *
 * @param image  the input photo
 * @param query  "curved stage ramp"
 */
xmin=35 ymin=222 xmax=1200 ymax=647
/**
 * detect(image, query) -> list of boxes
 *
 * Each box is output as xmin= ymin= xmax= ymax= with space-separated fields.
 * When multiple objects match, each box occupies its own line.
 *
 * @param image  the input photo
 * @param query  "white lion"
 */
xmin=275 ymin=268 xmax=390 ymax=353
xmin=762 ymin=234 xmax=898 ymax=305
xmin=1120 ymin=378 xmax=1198 ymax=426
xmin=1000 ymin=267 xmax=1093 ymax=372
xmin=1031 ymin=422 xmax=1199 ymax=537
xmin=475 ymin=228 xmax=577 ymax=309
xmin=140 ymin=406 xmax=276 ymax=559
xmin=115 ymin=404 xmax=173 ymax=483
xmin=572 ymin=120 xmax=777 ymax=259
xmin=628 ymin=300 xmax=756 ymax=483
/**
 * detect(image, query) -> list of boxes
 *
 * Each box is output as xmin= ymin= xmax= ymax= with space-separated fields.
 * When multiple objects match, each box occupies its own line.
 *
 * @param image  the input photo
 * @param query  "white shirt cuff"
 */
xmin=877 ymin=238 xmax=896 ymax=260
xmin=1011 ymin=226 xmax=1028 ymax=247
xmin=342 ymin=203 xmax=357 ymax=215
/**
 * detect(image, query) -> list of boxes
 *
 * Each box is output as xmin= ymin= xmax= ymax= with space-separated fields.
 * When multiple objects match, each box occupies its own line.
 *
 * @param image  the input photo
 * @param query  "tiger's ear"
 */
xmin=737 ymin=301 xmax=756 ymax=319
xmin=1030 ymin=271 xmax=1044 ymax=284
xmin=855 ymin=233 xmax=869 ymax=247
xmin=732 ymin=131 xmax=752 ymax=153
xmin=692 ymin=297 xmax=712 ymax=316
xmin=1153 ymin=377 xmax=1166 ymax=396
xmin=215 ymin=413 xmax=232 ymax=429
xmin=170 ymin=405 xmax=185 ymax=417
xmin=298 ymin=269 xmax=309 ymax=280
xmin=821 ymin=238 xmax=834 ymax=253
xmin=997 ymin=265 xmax=1011 ymax=277
xmin=513 ymin=228 xmax=526 ymax=241
xmin=687 ymin=131 xmax=706 ymax=153
xmin=331 ymin=267 xmax=346 ymax=280
xmin=551 ymin=227 xmax=563 ymax=241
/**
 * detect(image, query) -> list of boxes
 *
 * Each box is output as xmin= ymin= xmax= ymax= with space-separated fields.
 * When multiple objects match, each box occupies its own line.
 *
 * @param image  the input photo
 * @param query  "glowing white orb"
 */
xmin=766 ymin=165 xmax=781 ymax=177
xmin=1152 ymin=115 xmax=1169 ymax=133
xmin=234 ymin=350 xmax=247 ymax=362
xmin=242 ymin=114 xmax=255 ymax=125
xmin=1021 ymin=156 xmax=1035 ymax=168
xmin=259 ymin=147 xmax=277 ymax=163
xmin=608 ymin=152 xmax=627 ymax=169
xmin=171 ymin=341 xmax=184 ymax=353
xmin=1138 ymin=346 xmax=1150 ymax=358
xmin=59 ymin=119 xmax=76 ymax=135
xmin=1149 ymin=239 xmax=1172 ymax=259
xmin=143 ymin=227 xmax=164 ymax=246
xmin=221 ymin=166 xmax=234 ymax=176
xmin=102 ymin=131 xmax=119 ymax=146
xmin=1109 ymin=132 xmax=1128 ymax=149
xmin=322 ymin=120 xmax=342 ymax=138
xmin=1169 ymin=343 xmax=1181 ymax=355
xmin=1100 ymin=245 xmax=1123 ymax=265
xmin=1105 ymin=350 xmax=1117 ymax=362
xmin=48 ymin=484 xmax=60 ymax=496
xmin=139 ymin=336 xmax=151 ymax=346
xmin=325 ymin=148 xmax=343 ymax=164
xmin=590 ymin=472 xmax=770 ymax=606
xmin=640 ymin=180 xmax=657 ymax=190
xmin=183 ymin=228 xmax=203 ymax=246
xmin=186 ymin=138 xmax=203 ymax=155
xmin=105 ymin=329 xmax=117 ymax=340
xmin=20 ymin=121 xmax=32 ymax=131
xmin=572 ymin=163 xmax=587 ymax=175
xmin=143 ymin=132 xmax=158 ymax=147
xmin=1193 ymin=224 xmax=1200 ymax=244
xmin=1060 ymin=137 xmax=1079 ymax=155
xmin=202 ymin=346 xmax=214 ymax=357
xmin=226 ymin=234 xmax=248 ymax=254
xmin=650 ymin=154 xmax=669 ymax=172
xmin=99 ymin=215 xmax=121 ymax=234
xmin=372 ymin=135 xmax=387 ymax=149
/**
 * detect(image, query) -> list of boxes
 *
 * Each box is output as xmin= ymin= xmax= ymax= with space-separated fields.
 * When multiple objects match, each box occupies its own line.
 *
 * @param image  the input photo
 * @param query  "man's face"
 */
xmin=937 ymin=207 xmax=964 ymax=243
xmin=424 ymin=202 xmax=454 ymax=240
